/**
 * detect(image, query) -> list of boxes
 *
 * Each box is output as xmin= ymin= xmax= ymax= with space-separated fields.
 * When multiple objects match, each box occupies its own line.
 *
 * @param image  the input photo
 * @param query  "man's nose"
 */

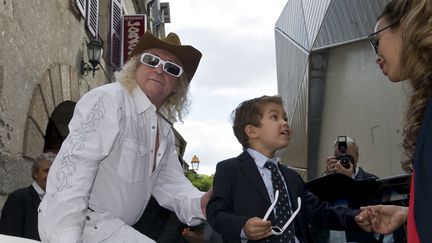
xmin=155 ymin=63 xmax=164 ymax=74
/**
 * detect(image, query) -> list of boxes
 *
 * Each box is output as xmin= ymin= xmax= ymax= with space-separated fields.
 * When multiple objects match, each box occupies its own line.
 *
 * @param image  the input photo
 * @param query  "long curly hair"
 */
xmin=114 ymin=54 xmax=191 ymax=122
xmin=380 ymin=0 xmax=432 ymax=165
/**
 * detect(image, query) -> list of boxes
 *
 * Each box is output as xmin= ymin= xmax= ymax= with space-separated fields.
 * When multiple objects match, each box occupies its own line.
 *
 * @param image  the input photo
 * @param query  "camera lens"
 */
xmin=336 ymin=155 xmax=353 ymax=169
xmin=340 ymin=157 xmax=351 ymax=169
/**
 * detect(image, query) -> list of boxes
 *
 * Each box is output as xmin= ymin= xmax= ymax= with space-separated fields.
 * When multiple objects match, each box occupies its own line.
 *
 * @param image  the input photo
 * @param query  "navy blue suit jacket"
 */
xmin=413 ymin=98 xmax=432 ymax=242
xmin=0 ymin=185 xmax=41 ymax=241
xmin=206 ymin=151 xmax=360 ymax=243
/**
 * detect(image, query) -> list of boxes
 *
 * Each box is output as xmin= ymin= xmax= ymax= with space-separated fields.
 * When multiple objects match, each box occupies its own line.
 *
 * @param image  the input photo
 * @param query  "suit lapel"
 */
xmin=238 ymin=151 xmax=271 ymax=205
xmin=28 ymin=185 xmax=41 ymax=210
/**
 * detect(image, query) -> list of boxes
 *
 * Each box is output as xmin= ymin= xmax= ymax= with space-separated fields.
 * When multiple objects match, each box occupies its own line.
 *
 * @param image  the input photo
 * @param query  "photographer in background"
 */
xmin=324 ymin=136 xmax=378 ymax=179
xmin=314 ymin=136 xmax=403 ymax=242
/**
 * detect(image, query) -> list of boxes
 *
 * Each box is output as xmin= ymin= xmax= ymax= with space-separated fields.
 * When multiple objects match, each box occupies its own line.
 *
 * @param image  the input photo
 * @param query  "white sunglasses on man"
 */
xmin=262 ymin=190 xmax=302 ymax=236
xmin=140 ymin=52 xmax=184 ymax=77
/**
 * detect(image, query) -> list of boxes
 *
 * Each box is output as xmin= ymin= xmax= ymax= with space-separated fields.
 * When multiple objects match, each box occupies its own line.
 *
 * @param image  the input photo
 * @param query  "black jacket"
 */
xmin=207 ymin=151 xmax=361 ymax=243
xmin=0 ymin=185 xmax=41 ymax=241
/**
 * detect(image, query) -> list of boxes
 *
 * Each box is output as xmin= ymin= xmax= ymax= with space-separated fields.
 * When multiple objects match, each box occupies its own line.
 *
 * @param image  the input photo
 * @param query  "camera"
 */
xmin=336 ymin=136 xmax=354 ymax=169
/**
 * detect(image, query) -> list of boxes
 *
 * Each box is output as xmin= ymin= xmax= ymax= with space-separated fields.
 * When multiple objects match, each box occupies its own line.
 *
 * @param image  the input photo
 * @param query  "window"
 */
xmin=75 ymin=0 xmax=86 ymax=18
xmin=110 ymin=0 xmax=123 ymax=70
xmin=86 ymin=0 xmax=99 ymax=37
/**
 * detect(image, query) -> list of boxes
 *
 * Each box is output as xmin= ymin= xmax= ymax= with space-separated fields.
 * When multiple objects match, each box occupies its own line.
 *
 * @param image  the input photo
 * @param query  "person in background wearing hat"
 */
xmin=37 ymin=31 xmax=212 ymax=243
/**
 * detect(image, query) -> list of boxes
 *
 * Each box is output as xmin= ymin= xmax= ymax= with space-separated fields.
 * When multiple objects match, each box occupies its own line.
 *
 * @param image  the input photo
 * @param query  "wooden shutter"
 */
xmin=86 ymin=0 xmax=99 ymax=37
xmin=110 ymin=0 xmax=123 ymax=70
xmin=75 ymin=0 xmax=86 ymax=18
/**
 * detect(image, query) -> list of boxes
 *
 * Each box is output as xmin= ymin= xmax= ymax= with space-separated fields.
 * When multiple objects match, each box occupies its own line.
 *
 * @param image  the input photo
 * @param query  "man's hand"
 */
xmin=356 ymin=205 xmax=408 ymax=234
xmin=182 ymin=227 xmax=204 ymax=243
xmin=325 ymin=155 xmax=353 ymax=177
xmin=200 ymin=187 xmax=213 ymax=217
xmin=325 ymin=156 xmax=338 ymax=174
xmin=243 ymin=217 xmax=272 ymax=240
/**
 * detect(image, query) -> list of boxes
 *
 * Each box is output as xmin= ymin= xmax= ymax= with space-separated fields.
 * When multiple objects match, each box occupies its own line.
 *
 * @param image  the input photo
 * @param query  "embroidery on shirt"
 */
xmin=56 ymin=97 xmax=105 ymax=191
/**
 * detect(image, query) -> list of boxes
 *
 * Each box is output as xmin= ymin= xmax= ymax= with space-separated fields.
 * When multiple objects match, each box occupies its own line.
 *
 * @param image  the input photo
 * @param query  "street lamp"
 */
xmin=191 ymin=155 xmax=200 ymax=171
xmin=81 ymin=36 xmax=103 ymax=78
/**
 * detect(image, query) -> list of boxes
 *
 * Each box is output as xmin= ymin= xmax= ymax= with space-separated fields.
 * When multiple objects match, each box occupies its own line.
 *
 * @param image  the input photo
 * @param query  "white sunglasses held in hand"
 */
xmin=140 ymin=53 xmax=184 ymax=77
xmin=262 ymin=190 xmax=302 ymax=236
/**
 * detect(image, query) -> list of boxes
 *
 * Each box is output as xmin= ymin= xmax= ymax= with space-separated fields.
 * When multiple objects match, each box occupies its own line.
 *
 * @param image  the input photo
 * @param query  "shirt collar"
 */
xmin=246 ymin=148 xmax=277 ymax=168
xmin=131 ymin=86 xmax=156 ymax=115
xmin=32 ymin=181 xmax=45 ymax=199
xmin=353 ymin=166 xmax=359 ymax=178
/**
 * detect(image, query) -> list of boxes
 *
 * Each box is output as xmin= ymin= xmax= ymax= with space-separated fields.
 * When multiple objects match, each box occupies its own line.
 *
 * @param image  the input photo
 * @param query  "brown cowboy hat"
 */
xmin=130 ymin=31 xmax=202 ymax=82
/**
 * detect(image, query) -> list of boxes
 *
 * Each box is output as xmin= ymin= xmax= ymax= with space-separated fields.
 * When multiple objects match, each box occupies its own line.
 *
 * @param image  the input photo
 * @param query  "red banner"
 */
xmin=122 ymin=15 xmax=147 ymax=65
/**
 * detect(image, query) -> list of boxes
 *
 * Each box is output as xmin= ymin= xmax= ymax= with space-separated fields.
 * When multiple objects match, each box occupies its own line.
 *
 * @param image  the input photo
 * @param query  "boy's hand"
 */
xmin=243 ymin=217 xmax=272 ymax=240
xmin=356 ymin=205 xmax=407 ymax=234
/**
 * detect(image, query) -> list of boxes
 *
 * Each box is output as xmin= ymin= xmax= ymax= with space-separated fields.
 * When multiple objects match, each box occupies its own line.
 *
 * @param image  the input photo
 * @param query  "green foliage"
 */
xmin=185 ymin=171 xmax=214 ymax=191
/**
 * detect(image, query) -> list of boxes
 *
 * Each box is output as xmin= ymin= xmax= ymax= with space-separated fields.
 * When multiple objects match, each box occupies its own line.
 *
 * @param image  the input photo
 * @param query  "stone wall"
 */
xmin=0 ymin=0 xmax=112 ymax=209
xmin=0 ymin=153 xmax=33 ymax=208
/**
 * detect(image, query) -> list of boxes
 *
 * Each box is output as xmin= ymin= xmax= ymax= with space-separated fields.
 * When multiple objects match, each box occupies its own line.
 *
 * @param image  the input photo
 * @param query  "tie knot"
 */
xmin=264 ymin=161 xmax=277 ymax=171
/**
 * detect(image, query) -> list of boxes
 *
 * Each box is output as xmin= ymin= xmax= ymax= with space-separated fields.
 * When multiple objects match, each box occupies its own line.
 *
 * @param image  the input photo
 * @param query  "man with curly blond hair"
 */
xmin=38 ymin=31 xmax=212 ymax=243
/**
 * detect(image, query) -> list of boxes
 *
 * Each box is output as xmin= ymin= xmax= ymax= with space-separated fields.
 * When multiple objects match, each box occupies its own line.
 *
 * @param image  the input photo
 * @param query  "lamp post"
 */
xmin=81 ymin=36 xmax=103 ymax=78
xmin=191 ymin=155 xmax=200 ymax=172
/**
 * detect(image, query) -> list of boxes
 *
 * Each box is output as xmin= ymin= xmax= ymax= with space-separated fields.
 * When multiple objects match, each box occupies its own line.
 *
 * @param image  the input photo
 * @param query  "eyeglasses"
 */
xmin=262 ymin=190 xmax=302 ymax=236
xmin=140 ymin=53 xmax=184 ymax=77
xmin=368 ymin=22 xmax=397 ymax=54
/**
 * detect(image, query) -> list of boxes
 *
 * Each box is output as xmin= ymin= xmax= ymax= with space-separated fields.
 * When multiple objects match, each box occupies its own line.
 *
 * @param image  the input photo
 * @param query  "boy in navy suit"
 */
xmin=206 ymin=96 xmax=367 ymax=243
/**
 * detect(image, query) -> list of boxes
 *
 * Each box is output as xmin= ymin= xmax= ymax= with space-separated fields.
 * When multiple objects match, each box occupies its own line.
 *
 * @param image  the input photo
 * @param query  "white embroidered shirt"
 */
xmin=38 ymin=82 xmax=204 ymax=243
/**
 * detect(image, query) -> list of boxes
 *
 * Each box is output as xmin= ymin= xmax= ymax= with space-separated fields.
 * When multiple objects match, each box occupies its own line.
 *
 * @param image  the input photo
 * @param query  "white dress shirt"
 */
xmin=31 ymin=181 xmax=45 ymax=201
xmin=38 ymin=82 xmax=204 ymax=243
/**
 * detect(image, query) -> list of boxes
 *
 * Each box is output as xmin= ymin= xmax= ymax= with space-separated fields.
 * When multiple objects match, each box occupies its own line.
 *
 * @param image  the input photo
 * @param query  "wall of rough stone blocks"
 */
xmin=0 ymin=0 xmax=114 ymax=209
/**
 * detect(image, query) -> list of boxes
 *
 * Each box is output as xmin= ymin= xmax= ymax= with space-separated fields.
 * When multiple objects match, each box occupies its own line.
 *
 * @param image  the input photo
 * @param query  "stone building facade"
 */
xmin=0 ymin=0 xmax=178 ymax=208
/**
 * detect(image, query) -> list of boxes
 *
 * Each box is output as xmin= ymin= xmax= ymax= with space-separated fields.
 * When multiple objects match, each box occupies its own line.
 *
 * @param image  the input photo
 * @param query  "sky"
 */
xmin=166 ymin=0 xmax=288 ymax=175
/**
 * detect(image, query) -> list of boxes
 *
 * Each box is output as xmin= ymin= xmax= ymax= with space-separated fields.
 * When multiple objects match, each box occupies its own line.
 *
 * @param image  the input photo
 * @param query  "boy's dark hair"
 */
xmin=231 ymin=95 xmax=283 ymax=149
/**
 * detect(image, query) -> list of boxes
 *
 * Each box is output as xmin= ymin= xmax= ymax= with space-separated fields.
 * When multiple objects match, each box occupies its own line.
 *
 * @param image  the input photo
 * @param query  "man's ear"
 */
xmin=244 ymin=124 xmax=258 ymax=139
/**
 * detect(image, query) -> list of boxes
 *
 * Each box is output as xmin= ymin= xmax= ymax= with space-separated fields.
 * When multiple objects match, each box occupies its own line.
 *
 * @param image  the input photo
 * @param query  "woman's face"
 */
xmin=373 ymin=17 xmax=406 ymax=82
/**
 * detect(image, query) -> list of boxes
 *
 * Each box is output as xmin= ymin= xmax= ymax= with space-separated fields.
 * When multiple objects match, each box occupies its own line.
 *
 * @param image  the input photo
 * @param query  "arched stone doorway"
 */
xmin=23 ymin=63 xmax=89 ymax=158
xmin=44 ymin=101 xmax=76 ymax=152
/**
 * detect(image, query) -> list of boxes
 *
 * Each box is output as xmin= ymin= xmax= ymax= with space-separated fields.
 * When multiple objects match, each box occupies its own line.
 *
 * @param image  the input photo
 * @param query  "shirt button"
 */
xmin=151 ymin=150 xmax=154 ymax=153
xmin=158 ymin=153 xmax=161 ymax=156
xmin=152 ymin=126 xmax=155 ymax=129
